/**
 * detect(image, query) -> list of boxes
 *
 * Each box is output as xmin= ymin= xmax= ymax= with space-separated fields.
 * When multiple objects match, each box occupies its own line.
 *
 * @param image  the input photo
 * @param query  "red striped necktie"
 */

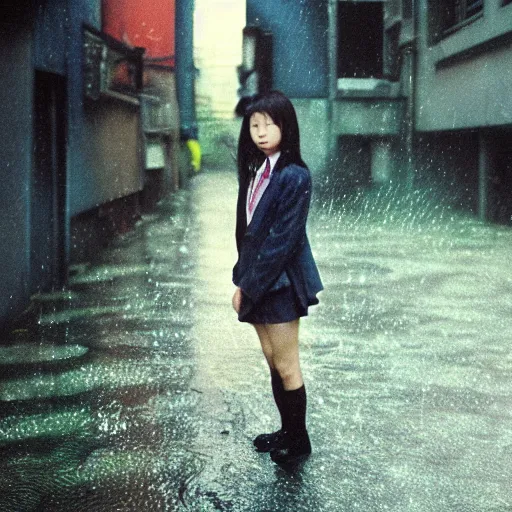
xmin=248 ymin=157 xmax=271 ymax=214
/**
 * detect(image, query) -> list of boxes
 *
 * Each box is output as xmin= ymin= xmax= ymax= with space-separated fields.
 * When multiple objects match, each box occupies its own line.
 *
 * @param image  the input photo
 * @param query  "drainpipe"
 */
xmin=478 ymin=131 xmax=490 ymax=222
xmin=175 ymin=0 xmax=201 ymax=172
xmin=405 ymin=0 xmax=418 ymax=190
xmin=327 ymin=0 xmax=337 ymax=170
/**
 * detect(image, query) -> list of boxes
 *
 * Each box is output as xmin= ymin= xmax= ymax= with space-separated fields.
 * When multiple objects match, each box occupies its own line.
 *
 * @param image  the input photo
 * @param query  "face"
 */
xmin=249 ymin=112 xmax=282 ymax=156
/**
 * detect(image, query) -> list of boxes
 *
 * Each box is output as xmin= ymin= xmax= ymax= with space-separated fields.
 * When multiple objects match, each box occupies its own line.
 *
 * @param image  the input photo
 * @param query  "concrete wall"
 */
xmin=33 ymin=0 xmax=67 ymax=74
xmin=292 ymin=98 xmax=330 ymax=175
xmin=333 ymin=99 xmax=403 ymax=136
xmin=0 ymin=19 xmax=34 ymax=326
xmin=81 ymin=98 xmax=143 ymax=207
xmin=67 ymin=0 xmax=143 ymax=217
xmin=416 ymin=0 xmax=512 ymax=131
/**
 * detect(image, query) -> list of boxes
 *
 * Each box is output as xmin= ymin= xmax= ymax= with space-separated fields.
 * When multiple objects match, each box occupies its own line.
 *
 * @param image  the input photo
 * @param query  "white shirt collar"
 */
xmin=267 ymin=151 xmax=281 ymax=171
xmin=254 ymin=151 xmax=281 ymax=177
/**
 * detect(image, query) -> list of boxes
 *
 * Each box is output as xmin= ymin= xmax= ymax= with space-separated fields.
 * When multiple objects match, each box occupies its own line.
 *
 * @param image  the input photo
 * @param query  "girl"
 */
xmin=232 ymin=90 xmax=323 ymax=464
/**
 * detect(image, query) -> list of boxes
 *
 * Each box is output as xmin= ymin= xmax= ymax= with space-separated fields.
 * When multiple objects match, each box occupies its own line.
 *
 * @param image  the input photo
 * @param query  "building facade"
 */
xmin=244 ymin=0 xmax=512 ymax=222
xmin=0 ymin=0 xmax=186 ymax=330
xmin=413 ymin=0 xmax=512 ymax=222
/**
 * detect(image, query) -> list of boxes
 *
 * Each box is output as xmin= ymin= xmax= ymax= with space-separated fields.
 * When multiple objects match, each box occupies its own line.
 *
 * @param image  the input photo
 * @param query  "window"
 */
xmin=337 ymin=2 xmax=384 ymax=79
xmin=442 ymin=0 xmax=483 ymax=31
xmin=430 ymin=0 xmax=484 ymax=42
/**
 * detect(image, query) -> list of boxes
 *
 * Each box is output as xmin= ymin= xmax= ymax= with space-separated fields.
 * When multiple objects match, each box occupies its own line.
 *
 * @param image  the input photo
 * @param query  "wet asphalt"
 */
xmin=1 ymin=165 xmax=512 ymax=511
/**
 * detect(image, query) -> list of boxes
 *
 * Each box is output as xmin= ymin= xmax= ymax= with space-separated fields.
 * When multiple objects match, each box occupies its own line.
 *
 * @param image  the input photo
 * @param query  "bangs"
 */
xmin=244 ymin=95 xmax=285 ymax=128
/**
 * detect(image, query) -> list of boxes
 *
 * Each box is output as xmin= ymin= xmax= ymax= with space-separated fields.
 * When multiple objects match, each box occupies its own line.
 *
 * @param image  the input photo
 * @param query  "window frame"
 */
xmin=429 ymin=0 xmax=484 ymax=44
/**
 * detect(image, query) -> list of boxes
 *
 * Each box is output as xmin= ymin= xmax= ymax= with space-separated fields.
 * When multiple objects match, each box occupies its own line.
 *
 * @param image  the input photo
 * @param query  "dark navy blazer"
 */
xmin=232 ymin=154 xmax=323 ymax=317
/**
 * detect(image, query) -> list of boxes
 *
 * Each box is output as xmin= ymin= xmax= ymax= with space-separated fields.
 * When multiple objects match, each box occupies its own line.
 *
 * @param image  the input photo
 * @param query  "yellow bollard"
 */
xmin=186 ymin=139 xmax=202 ymax=172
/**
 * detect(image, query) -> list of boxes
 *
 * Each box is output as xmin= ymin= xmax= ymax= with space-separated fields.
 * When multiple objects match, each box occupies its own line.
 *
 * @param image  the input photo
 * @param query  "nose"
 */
xmin=257 ymin=125 xmax=266 ymax=137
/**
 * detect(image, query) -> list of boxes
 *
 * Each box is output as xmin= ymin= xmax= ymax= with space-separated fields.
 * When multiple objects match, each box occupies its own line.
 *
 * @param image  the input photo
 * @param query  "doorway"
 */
xmin=31 ymin=71 xmax=67 ymax=294
xmin=337 ymin=1 xmax=384 ymax=79
xmin=490 ymin=130 xmax=512 ymax=225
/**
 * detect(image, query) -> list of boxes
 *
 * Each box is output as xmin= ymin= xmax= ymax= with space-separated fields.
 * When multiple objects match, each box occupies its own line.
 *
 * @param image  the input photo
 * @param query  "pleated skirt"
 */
xmin=238 ymin=285 xmax=308 ymax=325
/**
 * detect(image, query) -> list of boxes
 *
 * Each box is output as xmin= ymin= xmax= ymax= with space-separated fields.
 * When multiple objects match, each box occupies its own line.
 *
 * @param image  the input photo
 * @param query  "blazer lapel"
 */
xmin=244 ymin=153 xmax=288 ymax=236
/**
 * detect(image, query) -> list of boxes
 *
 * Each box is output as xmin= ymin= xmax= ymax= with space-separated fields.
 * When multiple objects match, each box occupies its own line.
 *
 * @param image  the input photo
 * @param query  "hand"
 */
xmin=232 ymin=287 xmax=242 ymax=313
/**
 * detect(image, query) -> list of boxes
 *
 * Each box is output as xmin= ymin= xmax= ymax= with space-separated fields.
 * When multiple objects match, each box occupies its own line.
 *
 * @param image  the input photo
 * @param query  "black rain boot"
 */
xmin=253 ymin=370 xmax=288 ymax=452
xmin=270 ymin=384 xmax=311 ymax=464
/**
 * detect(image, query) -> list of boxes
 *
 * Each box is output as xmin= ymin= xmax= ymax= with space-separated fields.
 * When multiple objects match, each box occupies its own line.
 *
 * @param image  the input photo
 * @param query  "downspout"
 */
xmin=175 ymin=0 xmax=201 ymax=172
xmin=405 ymin=0 xmax=418 ymax=190
xmin=327 ymin=0 xmax=337 ymax=169
xmin=478 ymin=133 xmax=490 ymax=221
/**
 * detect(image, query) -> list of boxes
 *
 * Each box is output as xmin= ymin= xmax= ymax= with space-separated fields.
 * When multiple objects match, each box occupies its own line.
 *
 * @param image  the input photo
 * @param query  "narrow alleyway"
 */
xmin=1 ymin=163 xmax=512 ymax=511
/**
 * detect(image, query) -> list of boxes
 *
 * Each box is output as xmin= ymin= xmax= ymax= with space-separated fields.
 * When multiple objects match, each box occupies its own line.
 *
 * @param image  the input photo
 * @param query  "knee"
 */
xmin=273 ymin=358 xmax=298 ymax=385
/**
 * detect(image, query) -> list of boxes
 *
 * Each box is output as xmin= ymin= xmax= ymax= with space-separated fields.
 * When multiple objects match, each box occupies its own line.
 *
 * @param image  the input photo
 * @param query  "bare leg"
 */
xmin=264 ymin=319 xmax=311 ymax=463
xmin=251 ymin=323 xmax=288 ymax=451
xmin=265 ymin=319 xmax=303 ymax=391
xmin=251 ymin=320 xmax=311 ymax=461
xmin=253 ymin=323 xmax=274 ymax=369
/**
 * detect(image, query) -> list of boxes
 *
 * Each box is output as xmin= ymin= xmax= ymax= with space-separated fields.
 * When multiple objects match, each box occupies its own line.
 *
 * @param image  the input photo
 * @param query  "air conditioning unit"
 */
xmin=83 ymin=24 xmax=144 ymax=102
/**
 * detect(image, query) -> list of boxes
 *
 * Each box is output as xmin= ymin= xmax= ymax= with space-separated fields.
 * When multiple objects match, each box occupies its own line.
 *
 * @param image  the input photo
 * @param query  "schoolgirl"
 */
xmin=232 ymin=90 xmax=323 ymax=464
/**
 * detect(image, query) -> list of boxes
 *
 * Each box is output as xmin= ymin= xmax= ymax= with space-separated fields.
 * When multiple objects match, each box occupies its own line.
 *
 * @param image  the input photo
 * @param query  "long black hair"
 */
xmin=237 ymin=90 xmax=307 ymax=186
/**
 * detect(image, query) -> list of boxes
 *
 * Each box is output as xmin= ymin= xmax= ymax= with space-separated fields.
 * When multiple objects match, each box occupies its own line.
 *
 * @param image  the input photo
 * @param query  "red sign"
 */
xmin=102 ymin=0 xmax=175 ymax=68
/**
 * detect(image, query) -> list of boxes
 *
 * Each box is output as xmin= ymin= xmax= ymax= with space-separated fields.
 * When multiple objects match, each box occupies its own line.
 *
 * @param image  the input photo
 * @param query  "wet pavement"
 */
xmin=1 ymin=165 xmax=512 ymax=511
